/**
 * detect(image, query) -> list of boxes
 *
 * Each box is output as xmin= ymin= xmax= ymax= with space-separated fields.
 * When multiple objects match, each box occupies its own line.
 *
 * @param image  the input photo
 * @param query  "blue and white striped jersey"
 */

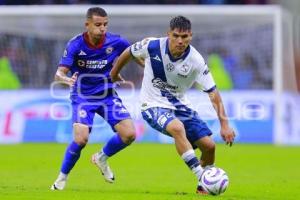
xmin=130 ymin=37 xmax=216 ymax=110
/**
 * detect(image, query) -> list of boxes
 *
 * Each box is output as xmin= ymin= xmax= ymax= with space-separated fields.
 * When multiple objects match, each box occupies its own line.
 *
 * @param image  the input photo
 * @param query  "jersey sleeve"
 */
xmin=58 ymin=39 xmax=78 ymax=68
xmin=130 ymin=38 xmax=153 ymax=59
xmin=195 ymin=54 xmax=216 ymax=92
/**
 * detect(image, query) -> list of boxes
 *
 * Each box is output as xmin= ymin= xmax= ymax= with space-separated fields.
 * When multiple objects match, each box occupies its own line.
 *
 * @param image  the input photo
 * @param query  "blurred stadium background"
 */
xmin=0 ymin=0 xmax=299 ymax=146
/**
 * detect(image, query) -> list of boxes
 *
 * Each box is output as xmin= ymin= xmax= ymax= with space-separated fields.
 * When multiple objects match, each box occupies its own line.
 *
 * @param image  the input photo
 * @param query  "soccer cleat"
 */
xmin=91 ymin=152 xmax=115 ymax=183
xmin=196 ymin=185 xmax=209 ymax=195
xmin=51 ymin=176 xmax=67 ymax=190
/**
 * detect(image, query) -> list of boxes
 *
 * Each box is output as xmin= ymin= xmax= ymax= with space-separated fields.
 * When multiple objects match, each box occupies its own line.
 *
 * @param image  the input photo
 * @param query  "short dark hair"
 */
xmin=86 ymin=7 xmax=107 ymax=19
xmin=169 ymin=16 xmax=191 ymax=32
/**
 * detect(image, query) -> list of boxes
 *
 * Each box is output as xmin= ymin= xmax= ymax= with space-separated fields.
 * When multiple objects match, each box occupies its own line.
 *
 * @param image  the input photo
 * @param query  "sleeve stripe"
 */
xmin=203 ymin=85 xmax=217 ymax=93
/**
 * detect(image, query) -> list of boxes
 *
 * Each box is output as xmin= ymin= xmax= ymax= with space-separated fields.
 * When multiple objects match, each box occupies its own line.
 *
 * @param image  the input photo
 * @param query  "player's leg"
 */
xmin=60 ymin=123 xmax=90 ymax=175
xmin=166 ymin=119 xmax=204 ymax=180
xmin=175 ymin=109 xmax=215 ymax=167
xmin=193 ymin=137 xmax=215 ymax=194
xmin=103 ymin=118 xmax=135 ymax=156
xmin=51 ymin=123 xmax=90 ymax=190
xmin=51 ymin=102 xmax=95 ymax=190
xmin=92 ymin=119 xmax=135 ymax=183
xmin=142 ymin=108 xmax=204 ymax=181
xmin=92 ymin=95 xmax=135 ymax=183
xmin=193 ymin=136 xmax=215 ymax=167
xmin=166 ymin=118 xmax=193 ymax=154
xmin=174 ymin=108 xmax=214 ymax=194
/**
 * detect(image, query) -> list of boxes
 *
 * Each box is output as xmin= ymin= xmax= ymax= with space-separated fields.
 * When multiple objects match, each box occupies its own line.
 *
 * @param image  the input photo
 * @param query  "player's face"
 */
xmin=85 ymin=15 xmax=108 ymax=40
xmin=167 ymin=28 xmax=192 ymax=57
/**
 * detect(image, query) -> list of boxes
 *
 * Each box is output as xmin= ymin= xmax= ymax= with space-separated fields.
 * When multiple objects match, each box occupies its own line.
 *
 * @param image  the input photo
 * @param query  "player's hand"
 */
xmin=66 ymin=72 xmax=78 ymax=87
xmin=220 ymin=126 xmax=235 ymax=147
xmin=110 ymin=73 xmax=118 ymax=82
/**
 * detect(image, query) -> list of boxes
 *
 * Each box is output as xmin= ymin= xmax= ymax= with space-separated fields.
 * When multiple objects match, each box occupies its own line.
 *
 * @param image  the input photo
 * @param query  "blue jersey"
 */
xmin=59 ymin=32 xmax=130 ymax=99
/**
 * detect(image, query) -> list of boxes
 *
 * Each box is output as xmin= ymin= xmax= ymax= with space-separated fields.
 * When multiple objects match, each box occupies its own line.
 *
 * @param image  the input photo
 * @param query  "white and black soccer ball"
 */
xmin=199 ymin=167 xmax=229 ymax=195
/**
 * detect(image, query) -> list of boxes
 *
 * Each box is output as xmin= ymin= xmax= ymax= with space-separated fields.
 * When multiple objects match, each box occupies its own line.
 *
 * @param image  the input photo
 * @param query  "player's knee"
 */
xmin=74 ymin=134 xmax=89 ymax=146
xmin=122 ymin=130 xmax=136 ymax=144
xmin=203 ymin=141 xmax=215 ymax=155
xmin=73 ymin=123 xmax=89 ymax=146
xmin=167 ymin=121 xmax=185 ymax=138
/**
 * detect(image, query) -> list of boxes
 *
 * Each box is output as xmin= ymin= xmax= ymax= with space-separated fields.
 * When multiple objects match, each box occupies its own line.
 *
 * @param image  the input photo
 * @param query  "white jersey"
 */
xmin=130 ymin=37 xmax=216 ymax=110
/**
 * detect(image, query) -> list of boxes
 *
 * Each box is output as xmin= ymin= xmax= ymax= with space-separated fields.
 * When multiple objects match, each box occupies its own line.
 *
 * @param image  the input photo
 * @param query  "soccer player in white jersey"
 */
xmin=110 ymin=16 xmax=235 ymax=194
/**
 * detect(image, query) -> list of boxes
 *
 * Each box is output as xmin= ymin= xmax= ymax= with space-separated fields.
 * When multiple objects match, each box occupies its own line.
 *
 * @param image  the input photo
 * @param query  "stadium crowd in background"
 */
xmin=0 ymin=30 xmax=273 ymax=90
xmin=0 ymin=0 xmax=274 ymax=5
xmin=0 ymin=0 xmax=298 ymax=92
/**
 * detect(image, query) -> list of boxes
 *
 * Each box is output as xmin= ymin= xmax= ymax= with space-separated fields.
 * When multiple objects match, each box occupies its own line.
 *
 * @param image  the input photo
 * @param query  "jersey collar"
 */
xmin=165 ymin=39 xmax=190 ymax=62
xmin=83 ymin=32 xmax=105 ymax=49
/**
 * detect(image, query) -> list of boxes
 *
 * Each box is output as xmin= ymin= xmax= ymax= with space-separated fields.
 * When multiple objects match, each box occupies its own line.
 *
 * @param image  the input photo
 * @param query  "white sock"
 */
xmin=58 ymin=172 xmax=67 ymax=180
xmin=192 ymin=165 xmax=204 ymax=180
xmin=99 ymin=150 xmax=108 ymax=161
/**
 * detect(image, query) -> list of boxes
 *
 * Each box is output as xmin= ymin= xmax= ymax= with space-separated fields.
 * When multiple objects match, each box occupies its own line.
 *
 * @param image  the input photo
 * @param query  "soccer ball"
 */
xmin=199 ymin=167 xmax=229 ymax=195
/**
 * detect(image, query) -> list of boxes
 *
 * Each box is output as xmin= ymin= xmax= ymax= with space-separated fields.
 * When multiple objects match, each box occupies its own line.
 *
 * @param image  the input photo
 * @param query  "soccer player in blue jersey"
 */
xmin=110 ymin=16 xmax=235 ymax=194
xmin=51 ymin=7 xmax=137 ymax=190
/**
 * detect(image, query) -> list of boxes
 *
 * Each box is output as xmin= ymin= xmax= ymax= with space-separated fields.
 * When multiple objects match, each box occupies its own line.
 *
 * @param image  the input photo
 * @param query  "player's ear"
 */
xmin=189 ymin=31 xmax=193 ymax=41
xmin=85 ymin=21 xmax=89 ymax=29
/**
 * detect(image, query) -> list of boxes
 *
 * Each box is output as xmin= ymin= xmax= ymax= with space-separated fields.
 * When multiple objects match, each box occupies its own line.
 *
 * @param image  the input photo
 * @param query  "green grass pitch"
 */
xmin=0 ymin=143 xmax=300 ymax=200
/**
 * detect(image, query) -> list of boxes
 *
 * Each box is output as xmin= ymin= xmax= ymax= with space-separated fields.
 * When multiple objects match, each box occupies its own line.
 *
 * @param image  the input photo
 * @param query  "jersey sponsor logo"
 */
xmin=152 ymin=78 xmax=178 ymax=92
xmin=152 ymin=55 xmax=161 ymax=62
xmin=177 ymin=73 xmax=188 ymax=78
xmin=166 ymin=63 xmax=175 ymax=72
xmin=78 ymin=60 xmax=86 ymax=67
xmin=105 ymin=47 xmax=113 ymax=54
xmin=78 ymin=50 xmax=87 ymax=56
xmin=77 ymin=60 xmax=108 ymax=69
xmin=87 ymin=60 xmax=108 ymax=69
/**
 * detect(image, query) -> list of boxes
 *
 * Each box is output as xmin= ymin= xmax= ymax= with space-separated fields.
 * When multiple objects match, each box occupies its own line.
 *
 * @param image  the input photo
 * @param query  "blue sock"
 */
xmin=60 ymin=141 xmax=84 ymax=174
xmin=102 ymin=134 xmax=128 ymax=157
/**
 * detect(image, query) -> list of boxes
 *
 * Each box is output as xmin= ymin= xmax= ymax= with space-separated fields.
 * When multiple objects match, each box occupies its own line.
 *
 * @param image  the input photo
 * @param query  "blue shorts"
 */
xmin=71 ymin=90 xmax=131 ymax=132
xmin=141 ymin=107 xmax=212 ymax=147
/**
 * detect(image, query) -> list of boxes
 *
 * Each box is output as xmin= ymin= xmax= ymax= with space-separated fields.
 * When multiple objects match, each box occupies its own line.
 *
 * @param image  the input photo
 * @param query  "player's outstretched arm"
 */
xmin=110 ymin=47 xmax=133 ymax=82
xmin=55 ymin=66 xmax=78 ymax=87
xmin=208 ymin=89 xmax=235 ymax=146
